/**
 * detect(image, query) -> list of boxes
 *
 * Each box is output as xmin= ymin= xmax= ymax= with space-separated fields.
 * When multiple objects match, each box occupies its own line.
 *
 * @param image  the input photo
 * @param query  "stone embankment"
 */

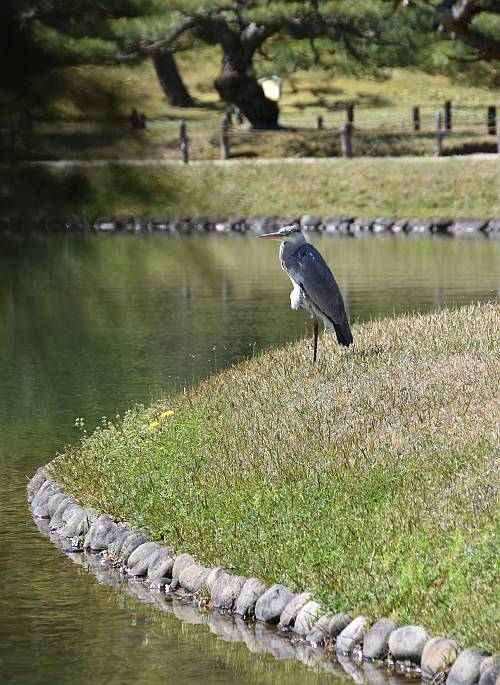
xmin=5 ymin=214 xmax=500 ymax=237
xmin=28 ymin=468 xmax=499 ymax=684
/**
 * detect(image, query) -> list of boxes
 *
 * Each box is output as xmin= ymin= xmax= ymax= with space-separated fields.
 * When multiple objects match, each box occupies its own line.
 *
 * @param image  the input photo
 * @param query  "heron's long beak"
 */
xmin=257 ymin=232 xmax=282 ymax=240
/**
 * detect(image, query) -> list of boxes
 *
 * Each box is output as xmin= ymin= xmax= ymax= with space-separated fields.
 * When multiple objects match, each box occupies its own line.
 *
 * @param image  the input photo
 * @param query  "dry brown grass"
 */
xmin=51 ymin=303 xmax=500 ymax=651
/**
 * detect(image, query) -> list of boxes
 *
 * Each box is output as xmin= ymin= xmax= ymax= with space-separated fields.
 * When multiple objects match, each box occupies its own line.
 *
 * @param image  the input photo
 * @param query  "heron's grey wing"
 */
xmin=290 ymin=243 xmax=353 ymax=346
xmin=291 ymin=244 xmax=346 ymax=324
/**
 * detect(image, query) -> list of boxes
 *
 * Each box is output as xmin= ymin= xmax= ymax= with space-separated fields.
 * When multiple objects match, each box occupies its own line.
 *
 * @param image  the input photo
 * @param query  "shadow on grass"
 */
xmin=443 ymin=140 xmax=497 ymax=156
xmin=0 ymin=163 xmax=179 ymax=228
xmin=1 ymin=67 xmax=126 ymax=121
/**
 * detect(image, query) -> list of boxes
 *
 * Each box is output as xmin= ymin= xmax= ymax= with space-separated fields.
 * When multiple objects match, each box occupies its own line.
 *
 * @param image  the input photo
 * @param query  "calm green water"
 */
xmin=0 ymin=234 xmax=498 ymax=685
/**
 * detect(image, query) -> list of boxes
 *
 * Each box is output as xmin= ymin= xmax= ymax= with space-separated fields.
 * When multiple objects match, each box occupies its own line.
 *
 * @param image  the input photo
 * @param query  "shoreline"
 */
xmin=42 ymin=305 xmax=499 ymax=652
xmin=2 ymin=213 xmax=499 ymax=237
xmin=27 ymin=468 xmax=498 ymax=685
xmin=28 ymin=304 xmax=499 ymax=677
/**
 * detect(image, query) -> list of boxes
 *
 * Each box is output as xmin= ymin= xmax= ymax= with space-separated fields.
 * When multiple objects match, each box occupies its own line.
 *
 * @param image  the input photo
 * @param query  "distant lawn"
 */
xmin=0 ymin=48 xmax=496 ymax=161
xmin=2 ymin=157 xmax=499 ymax=220
xmin=49 ymin=303 xmax=500 ymax=651
xmin=1 ymin=47 xmax=494 ymax=124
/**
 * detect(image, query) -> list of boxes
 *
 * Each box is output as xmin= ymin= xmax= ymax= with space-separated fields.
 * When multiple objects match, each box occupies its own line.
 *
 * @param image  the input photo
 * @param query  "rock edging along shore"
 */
xmin=28 ymin=468 xmax=499 ymax=685
xmin=4 ymin=214 xmax=500 ymax=237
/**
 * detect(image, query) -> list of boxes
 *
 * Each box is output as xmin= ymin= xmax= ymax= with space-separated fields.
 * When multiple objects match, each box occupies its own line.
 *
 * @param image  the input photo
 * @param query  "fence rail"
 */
xmin=2 ymin=101 xmax=498 ymax=163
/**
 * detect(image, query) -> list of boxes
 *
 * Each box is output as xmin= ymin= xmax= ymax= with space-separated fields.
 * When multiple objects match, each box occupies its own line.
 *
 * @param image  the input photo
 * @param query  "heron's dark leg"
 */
xmin=313 ymin=317 xmax=319 ymax=363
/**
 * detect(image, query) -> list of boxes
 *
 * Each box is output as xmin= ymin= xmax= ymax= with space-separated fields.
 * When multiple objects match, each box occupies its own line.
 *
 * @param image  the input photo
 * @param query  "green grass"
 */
xmin=49 ymin=303 xmax=500 ymax=651
xmin=2 ymin=157 xmax=499 ymax=220
xmin=1 ymin=47 xmax=495 ymax=123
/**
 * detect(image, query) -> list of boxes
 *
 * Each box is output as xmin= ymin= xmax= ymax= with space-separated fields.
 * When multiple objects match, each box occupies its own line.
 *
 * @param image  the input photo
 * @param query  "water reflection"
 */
xmin=34 ymin=515 xmax=414 ymax=685
xmin=0 ymin=234 xmax=498 ymax=685
xmin=0 ymin=234 xmax=498 ymax=463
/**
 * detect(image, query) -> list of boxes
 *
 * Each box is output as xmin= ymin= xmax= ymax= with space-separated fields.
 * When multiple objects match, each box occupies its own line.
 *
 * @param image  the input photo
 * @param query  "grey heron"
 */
xmin=257 ymin=225 xmax=353 ymax=362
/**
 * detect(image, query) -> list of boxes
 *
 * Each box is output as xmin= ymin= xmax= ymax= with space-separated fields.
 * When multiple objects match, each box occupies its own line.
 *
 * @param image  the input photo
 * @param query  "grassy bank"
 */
xmin=50 ymin=303 xmax=499 ymax=651
xmin=3 ymin=157 xmax=499 ymax=220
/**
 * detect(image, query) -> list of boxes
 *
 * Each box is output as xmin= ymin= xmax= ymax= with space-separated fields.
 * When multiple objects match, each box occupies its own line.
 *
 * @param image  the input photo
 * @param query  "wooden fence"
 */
xmin=3 ymin=101 xmax=499 ymax=163
xmin=179 ymin=102 xmax=499 ymax=162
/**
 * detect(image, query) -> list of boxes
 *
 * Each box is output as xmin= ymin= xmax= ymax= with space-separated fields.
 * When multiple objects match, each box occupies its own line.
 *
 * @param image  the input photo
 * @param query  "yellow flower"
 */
xmin=160 ymin=410 xmax=174 ymax=418
xmin=147 ymin=420 xmax=159 ymax=432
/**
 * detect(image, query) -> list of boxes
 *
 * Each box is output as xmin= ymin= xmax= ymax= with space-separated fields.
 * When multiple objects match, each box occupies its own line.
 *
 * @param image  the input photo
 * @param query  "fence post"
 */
xmin=340 ymin=122 xmax=352 ymax=158
xmin=346 ymin=102 xmax=354 ymax=124
xmin=220 ymin=116 xmax=230 ymax=160
xmin=434 ymin=111 xmax=443 ymax=157
xmin=179 ymin=119 xmax=188 ymax=164
xmin=413 ymin=106 xmax=420 ymax=131
xmin=129 ymin=109 xmax=140 ymax=129
xmin=8 ymin=115 xmax=17 ymax=163
xmin=317 ymin=115 xmax=323 ymax=130
xmin=444 ymin=100 xmax=452 ymax=130
xmin=488 ymin=105 xmax=497 ymax=135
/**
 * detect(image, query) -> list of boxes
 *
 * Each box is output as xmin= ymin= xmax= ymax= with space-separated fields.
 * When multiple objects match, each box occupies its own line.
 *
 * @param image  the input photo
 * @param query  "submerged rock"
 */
xmin=478 ymin=664 xmax=500 ymax=685
xmin=211 ymin=573 xmax=247 ymax=611
xmin=106 ymin=525 xmax=131 ymax=556
xmin=119 ymin=531 xmax=149 ymax=563
xmin=278 ymin=592 xmax=312 ymax=629
xmin=57 ymin=505 xmax=93 ymax=537
xmin=336 ymin=615 xmax=368 ymax=654
xmin=363 ymin=618 xmax=397 ymax=659
xmin=294 ymin=601 xmax=322 ymax=637
xmin=389 ymin=625 xmax=430 ymax=664
xmin=146 ymin=547 xmax=175 ymax=586
xmin=391 ymin=218 xmax=408 ymax=233
xmin=305 ymin=613 xmax=334 ymax=646
xmin=50 ymin=496 xmax=77 ymax=530
xmin=205 ymin=567 xmax=226 ymax=592
xmin=47 ymin=492 xmax=69 ymax=518
xmin=84 ymin=514 xmax=116 ymax=552
xmin=32 ymin=501 xmax=51 ymax=519
xmin=31 ymin=480 xmax=60 ymax=509
xmin=480 ymin=657 xmax=500 ymax=676
xmin=448 ymin=217 xmax=487 ymax=236
xmin=447 ymin=648 xmax=487 ymax=685
xmin=255 ymin=584 xmax=296 ymax=624
xmin=329 ymin=612 xmax=352 ymax=639
xmin=127 ymin=542 xmax=162 ymax=577
xmin=27 ymin=467 xmax=46 ymax=503
xmin=170 ymin=553 xmax=195 ymax=590
xmin=178 ymin=562 xmax=211 ymax=593
xmin=234 ymin=578 xmax=266 ymax=619
xmin=421 ymin=636 xmax=458 ymax=679
xmin=407 ymin=218 xmax=432 ymax=234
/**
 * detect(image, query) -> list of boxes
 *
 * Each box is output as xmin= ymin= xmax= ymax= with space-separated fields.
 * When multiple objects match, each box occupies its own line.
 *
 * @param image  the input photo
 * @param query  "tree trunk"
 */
xmin=152 ymin=50 xmax=194 ymax=108
xmin=214 ymin=64 xmax=279 ymax=129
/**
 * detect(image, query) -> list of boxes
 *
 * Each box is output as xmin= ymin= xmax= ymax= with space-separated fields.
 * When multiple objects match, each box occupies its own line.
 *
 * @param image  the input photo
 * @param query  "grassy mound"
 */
xmin=50 ymin=303 xmax=499 ymax=651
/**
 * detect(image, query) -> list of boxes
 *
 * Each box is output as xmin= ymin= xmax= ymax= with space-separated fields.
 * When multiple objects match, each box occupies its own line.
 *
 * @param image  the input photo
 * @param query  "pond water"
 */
xmin=0 ymin=234 xmax=498 ymax=685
